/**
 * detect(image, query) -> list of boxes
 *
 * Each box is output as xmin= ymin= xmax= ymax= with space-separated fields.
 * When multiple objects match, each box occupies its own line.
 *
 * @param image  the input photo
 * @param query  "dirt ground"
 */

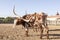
xmin=0 ymin=24 xmax=60 ymax=40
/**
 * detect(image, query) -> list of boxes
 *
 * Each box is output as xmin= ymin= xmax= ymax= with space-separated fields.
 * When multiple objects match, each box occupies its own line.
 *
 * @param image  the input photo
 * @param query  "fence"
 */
xmin=47 ymin=20 xmax=60 ymax=26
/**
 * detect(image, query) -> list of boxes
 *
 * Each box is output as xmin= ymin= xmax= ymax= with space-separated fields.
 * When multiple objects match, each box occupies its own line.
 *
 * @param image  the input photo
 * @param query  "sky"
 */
xmin=0 ymin=0 xmax=60 ymax=17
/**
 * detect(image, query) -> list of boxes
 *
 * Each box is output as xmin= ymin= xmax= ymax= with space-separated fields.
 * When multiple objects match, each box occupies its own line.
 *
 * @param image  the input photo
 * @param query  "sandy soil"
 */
xmin=0 ymin=24 xmax=60 ymax=40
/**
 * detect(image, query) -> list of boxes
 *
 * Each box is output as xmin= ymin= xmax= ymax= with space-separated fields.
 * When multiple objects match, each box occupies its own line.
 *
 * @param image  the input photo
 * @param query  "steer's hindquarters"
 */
xmin=13 ymin=19 xmax=22 ymax=28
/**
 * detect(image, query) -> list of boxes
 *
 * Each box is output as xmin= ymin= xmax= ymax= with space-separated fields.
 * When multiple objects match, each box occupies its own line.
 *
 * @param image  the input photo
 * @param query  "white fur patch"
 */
xmin=25 ymin=29 xmax=28 ymax=31
xmin=13 ymin=19 xmax=17 ymax=28
xmin=24 ymin=20 xmax=29 ymax=22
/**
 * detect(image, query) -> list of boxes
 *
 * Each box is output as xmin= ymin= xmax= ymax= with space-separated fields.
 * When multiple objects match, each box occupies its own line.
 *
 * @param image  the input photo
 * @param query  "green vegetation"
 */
xmin=0 ymin=17 xmax=15 ymax=23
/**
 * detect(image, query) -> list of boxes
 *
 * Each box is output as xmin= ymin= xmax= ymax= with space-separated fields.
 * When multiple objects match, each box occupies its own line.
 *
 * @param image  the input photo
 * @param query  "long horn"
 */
xmin=13 ymin=6 xmax=20 ymax=17
xmin=13 ymin=6 xmax=29 ymax=22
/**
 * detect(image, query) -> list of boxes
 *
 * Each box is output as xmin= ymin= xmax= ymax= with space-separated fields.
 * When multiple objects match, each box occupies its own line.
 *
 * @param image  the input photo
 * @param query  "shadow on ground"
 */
xmin=23 ymin=29 xmax=60 ymax=39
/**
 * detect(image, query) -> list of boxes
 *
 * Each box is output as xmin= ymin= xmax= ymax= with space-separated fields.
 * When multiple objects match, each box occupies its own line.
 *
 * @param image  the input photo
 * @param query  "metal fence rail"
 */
xmin=47 ymin=20 xmax=60 ymax=25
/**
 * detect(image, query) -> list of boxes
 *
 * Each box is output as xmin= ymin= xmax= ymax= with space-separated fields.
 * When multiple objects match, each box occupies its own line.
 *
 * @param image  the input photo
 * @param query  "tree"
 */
xmin=3 ymin=17 xmax=14 ymax=23
xmin=0 ymin=17 xmax=5 ymax=23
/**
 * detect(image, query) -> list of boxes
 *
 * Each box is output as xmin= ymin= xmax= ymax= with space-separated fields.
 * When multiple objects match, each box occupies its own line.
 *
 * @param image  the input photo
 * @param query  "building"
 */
xmin=47 ymin=12 xmax=60 ymax=25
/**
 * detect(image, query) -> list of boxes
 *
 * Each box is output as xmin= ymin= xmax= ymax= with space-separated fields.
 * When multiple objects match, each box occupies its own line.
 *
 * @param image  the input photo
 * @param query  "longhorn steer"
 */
xmin=12 ymin=6 xmax=49 ymax=39
xmin=22 ymin=12 xmax=49 ymax=39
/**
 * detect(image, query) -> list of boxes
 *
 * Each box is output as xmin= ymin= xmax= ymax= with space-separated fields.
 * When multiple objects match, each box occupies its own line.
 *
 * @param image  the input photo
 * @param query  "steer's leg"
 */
xmin=25 ymin=28 xmax=29 ymax=37
xmin=42 ymin=24 xmax=49 ymax=39
xmin=40 ymin=26 xmax=43 ymax=39
xmin=45 ymin=26 xmax=49 ymax=39
xmin=24 ymin=23 xmax=29 ymax=37
xmin=13 ymin=19 xmax=17 ymax=28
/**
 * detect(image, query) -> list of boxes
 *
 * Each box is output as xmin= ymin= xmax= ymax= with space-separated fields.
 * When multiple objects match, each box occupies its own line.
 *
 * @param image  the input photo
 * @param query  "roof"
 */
xmin=47 ymin=15 xmax=60 ymax=18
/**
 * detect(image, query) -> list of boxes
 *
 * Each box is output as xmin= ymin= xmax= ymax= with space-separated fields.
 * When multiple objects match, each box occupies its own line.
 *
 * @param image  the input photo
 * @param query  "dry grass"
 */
xmin=0 ymin=24 xmax=60 ymax=40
